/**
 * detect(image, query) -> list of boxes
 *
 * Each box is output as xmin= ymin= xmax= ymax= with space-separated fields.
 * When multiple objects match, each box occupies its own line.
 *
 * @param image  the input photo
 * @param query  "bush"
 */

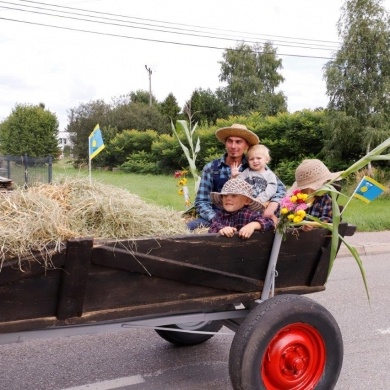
xmin=120 ymin=151 xmax=161 ymax=174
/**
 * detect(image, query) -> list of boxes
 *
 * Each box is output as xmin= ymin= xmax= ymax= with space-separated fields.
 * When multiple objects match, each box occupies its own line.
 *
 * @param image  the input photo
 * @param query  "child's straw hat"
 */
xmin=290 ymin=159 xmax=343 ymax=191
xmin=210 ymin=178 xmax=264 ymax=212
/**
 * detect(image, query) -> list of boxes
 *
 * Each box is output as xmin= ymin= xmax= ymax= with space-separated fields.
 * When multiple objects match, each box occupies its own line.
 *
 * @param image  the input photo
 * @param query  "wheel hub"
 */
xmin=261 ymin=323 xmax=326 ymax=390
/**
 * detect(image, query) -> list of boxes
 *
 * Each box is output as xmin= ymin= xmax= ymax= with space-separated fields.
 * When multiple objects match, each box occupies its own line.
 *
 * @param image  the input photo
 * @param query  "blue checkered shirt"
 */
xmin=307 ymin=194 xmax=333 ymax=222
xmin=208 ymin=207 xmax=275 ymax=233
xmin=195 ymin=154 xmax=286 ymax=222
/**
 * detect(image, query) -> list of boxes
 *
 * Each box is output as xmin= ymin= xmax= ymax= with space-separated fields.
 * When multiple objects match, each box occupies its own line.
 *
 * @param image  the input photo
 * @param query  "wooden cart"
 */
xmin=0 ymin=223 xmax=356 ymax=390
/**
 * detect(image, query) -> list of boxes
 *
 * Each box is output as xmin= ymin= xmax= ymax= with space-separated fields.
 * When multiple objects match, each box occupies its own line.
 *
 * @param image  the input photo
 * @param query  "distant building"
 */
xmin=58 ymin=131 xmax=71 ymax=158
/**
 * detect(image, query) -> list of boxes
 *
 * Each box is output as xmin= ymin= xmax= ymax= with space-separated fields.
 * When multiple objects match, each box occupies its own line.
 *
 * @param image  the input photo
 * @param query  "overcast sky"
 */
xmin=1 ymin=0 xmax=390 ymax=132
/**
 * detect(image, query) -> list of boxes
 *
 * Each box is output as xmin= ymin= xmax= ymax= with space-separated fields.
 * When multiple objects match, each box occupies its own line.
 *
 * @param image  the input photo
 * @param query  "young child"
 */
xmin=208 ymin=178 xmax=275 ymax=238
xmin=290 ymin=159 xmax=342 ymax=231
xmin=231 ymin=144 xmax=278 ymax=204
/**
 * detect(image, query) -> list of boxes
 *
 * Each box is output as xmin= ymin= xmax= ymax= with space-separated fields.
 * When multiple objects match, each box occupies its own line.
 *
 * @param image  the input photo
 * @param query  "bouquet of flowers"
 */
xmin=277 ymin=190 xmax=312 ymax=234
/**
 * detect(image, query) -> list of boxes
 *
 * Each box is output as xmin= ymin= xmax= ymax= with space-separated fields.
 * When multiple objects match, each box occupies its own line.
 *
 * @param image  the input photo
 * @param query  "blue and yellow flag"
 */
xmin=353 ymin=176 xmax=386 ymax=203
xmin=89 ymin=124 xmax=105 ymax=160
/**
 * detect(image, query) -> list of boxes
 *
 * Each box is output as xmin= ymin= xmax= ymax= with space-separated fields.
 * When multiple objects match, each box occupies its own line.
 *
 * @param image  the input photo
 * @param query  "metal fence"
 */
xmin=0 ymin=155 xmax=53 ymax=187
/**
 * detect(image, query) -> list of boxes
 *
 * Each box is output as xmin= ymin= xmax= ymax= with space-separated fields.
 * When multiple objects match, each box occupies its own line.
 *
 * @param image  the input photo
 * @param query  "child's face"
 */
xmin=301 ymin=188 xmax=315 ymax=194
xmin=222 ymin=194 xmax=251 ymax=212
xmin=248 ymin=152 xmax=268 ymax=171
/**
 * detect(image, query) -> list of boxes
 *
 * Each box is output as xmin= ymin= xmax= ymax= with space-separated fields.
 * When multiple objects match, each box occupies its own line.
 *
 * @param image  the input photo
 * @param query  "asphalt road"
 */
xmin=0 ymin=252 xmax=389 ymax=390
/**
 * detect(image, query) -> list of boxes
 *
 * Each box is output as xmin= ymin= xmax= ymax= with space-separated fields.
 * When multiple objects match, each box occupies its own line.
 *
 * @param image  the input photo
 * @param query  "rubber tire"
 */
xmin=155 ymin=320 xmax=223 ymax=346
xmin=229 ymin=294 xmax=343 ymax=390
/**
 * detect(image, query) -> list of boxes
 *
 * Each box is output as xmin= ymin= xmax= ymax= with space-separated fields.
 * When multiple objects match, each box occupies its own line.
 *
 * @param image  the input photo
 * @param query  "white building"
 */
xmin=58 ymin=131 xmax=71 ymax=158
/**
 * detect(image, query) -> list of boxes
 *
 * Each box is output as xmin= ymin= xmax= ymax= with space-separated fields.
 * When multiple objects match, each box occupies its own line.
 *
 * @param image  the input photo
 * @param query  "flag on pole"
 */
xmin=353 ymin=176 xmax=386 ymax=203
xmin=89 ymin=124 xmax=105 ymax=160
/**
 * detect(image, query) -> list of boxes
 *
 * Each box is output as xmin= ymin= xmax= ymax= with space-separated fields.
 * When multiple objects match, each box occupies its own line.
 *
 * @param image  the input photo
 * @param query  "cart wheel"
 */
xmin=229 ymin=294 xmax=343 ymax=390
xmin=155 ymin=320 xmax=223 ymax=346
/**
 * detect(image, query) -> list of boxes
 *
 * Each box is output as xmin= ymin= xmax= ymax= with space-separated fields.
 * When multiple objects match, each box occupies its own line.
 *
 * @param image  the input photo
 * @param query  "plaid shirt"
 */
xmin=208 ymin=207 xmax=275 ymax=233
xmin=195 ymin=154 xmax=286 ymax=222
xmin=307 ymin=194 xmax=333 ymax=222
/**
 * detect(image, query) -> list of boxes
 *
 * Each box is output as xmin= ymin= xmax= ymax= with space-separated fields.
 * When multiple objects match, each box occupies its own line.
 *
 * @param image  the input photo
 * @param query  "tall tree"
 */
xmin=324 ymin=0 xmax=390 ymax=168
xmin=0 ymin=103 xmax=59 ymax=157
xmin=159 ymin=93 xmax=181 ymax=124
xmin=218 ymin=42 xmax=287 ymax=116
xmin=66 ymin=99 xmax=112 ymax=164
xmin=187 ymin=88 xmax=229 ymax=125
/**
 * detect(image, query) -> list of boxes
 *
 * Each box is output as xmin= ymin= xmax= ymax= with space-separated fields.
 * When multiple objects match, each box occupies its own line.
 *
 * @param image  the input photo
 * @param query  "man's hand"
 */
xmin=230 ymin=162 xmax=241 ymax=178
xmin=218 ymin=226 xmax=237 ymax=237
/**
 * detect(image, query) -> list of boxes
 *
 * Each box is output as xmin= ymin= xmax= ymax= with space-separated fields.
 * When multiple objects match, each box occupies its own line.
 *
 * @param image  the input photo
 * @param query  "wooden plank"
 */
xmin=0 ymin=251 xmax=66 ymax=286
xmin=0 ymin=292 xmax=259 ymax=333
xmin=56 ymin=237 xmax=93 ymax=320
xmin=97 ymin=231 xmax=274 ymax=279
xmin=0 ymin=270 xmax=62 ymax=322
xmin=92 ymin=245 xmax=262 ymax=293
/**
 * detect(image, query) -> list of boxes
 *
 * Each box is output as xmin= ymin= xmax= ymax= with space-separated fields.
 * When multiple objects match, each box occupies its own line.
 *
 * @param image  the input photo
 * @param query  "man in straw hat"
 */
xmin=289 ymin=159 xmax=343 ymax=231
xmin=208 ymin=178 xmax=275 ymax=238
xmin=187 ymin=123 xmax=286 ymax=230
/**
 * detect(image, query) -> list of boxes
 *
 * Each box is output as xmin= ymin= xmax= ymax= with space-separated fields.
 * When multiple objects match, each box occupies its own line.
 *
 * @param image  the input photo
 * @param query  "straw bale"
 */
xmin=0 ymin=179 xmax=189 ymax=270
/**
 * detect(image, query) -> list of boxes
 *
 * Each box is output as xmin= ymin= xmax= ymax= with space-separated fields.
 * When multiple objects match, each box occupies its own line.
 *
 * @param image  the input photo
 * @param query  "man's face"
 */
xmin=222 ymin=194 xmax=251 ymax=212
xmin=225 ymin=136 xmax=249 ymax=159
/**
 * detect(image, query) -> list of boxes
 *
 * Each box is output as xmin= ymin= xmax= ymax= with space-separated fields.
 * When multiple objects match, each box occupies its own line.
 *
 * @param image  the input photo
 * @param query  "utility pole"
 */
xmin=145 ymin=65 xmax=152 ymax=107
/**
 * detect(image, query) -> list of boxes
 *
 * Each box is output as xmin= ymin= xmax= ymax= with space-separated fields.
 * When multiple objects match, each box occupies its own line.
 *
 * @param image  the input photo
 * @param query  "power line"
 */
xmin=0 ymin=15 xmax=333 ymax=60
xmin=0 ymin=0 xmax=340 ymax=52
xmin=17 ymin=0 xmax=340 ymax=46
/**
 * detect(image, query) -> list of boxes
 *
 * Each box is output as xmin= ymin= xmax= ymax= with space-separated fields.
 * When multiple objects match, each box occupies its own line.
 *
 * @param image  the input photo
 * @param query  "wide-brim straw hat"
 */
xmin=290 ymin=159 xmax=343 ymax=192
xmin=215 ymin=124 xmax=260 ymax=147
xmin=210 ymin=178 xmax=264 ymax=212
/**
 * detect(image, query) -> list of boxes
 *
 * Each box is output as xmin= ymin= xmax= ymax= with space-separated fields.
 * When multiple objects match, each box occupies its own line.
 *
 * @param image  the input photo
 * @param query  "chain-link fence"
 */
xmin=0 ymin=155 xmax=53 ymax=187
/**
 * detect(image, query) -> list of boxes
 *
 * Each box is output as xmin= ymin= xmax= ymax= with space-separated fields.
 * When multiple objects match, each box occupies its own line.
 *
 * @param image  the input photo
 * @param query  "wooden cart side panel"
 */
xmin=56 ymin=237 xmax=93 ymax=320
xmin=0 ymin=252 xmax=66 ymax=286
xmin=0 ymin=270 xmax=62 ymax=322
xmin=92 ymin=245 xmax=262 ymax=293
xmin=98 ymin=231 xmax=275 ymax=279
xmin=0 ymin=291 xmax=259 ymax=334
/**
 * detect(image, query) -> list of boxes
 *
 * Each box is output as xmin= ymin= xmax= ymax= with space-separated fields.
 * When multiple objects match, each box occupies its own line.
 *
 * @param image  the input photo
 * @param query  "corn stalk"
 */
xmin=171 ymin=119 xmax=201 ymax=194
xmin=303 ymin=136 xmax=390 ymax=300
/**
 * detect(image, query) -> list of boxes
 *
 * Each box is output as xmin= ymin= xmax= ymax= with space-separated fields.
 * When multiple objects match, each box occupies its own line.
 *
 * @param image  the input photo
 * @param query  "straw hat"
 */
xmin=215 ymin=124 xmax=260 ymax=147
xmin=290 ymin=159 xmax=343 ymax=191
xmin=210 ymin=178 xmax=264 ymax=212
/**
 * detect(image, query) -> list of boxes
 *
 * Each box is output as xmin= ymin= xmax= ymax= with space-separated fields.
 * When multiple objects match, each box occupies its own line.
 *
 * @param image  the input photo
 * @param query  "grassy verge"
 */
xmin=53 ymin=161 xmax=389 ymax=232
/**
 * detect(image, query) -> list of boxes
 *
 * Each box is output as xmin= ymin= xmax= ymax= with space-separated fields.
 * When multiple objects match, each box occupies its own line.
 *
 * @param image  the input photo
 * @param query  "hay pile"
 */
xmin=0 ymin=179 xmax=189 ymax=268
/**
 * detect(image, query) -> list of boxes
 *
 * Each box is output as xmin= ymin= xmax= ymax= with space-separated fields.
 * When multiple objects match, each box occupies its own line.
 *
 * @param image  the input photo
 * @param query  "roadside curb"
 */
xmin=338 ymin=243 xmax=390 ymax=258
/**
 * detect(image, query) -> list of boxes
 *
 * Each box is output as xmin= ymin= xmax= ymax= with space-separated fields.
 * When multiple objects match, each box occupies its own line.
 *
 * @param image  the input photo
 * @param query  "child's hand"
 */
xmin=238 ymin=221 xmax=261 ymax=239
xmin=230 ymin=162 xmax=241 ymax=178
xmin=301 ymin=225 xmax=313 ymax=232
xmin=238 ymin=225 xmax=255 ymax=239
xmin=219 ymin=226 xmax=237 ymax=237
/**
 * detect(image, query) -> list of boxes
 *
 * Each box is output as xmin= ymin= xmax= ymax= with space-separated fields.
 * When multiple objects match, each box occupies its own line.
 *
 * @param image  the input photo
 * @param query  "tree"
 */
xmin=111 ymin=102 xmax=170 ymax=134
xmin=324 ymin=0 xmax=390 ymax=169
xmin=130 ymin=90 xmax=158 ymax=105
xmin=0 ymin=103 xmax=59 ymax=157
xmin=66 ymin=99 xmax=112 ymax=164
xmin=159 ymin=93 xmax=181 ymax=124
xmin=187 ymin=88 xmax=229 ymax=125
xmin=218 ymin=42 xmax=287 ymax=116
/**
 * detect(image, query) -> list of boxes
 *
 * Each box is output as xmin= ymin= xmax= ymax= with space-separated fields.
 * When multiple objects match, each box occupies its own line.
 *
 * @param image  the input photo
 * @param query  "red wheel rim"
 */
xmin=261 ymin=322 xmax=326 ymax=390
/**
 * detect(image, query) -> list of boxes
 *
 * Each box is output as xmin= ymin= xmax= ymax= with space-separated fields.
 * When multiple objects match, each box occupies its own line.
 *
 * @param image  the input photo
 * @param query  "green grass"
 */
xmin=53 ymin=160 xmax=390 ymax=232
xmin=340 ymin=197 xmax=390 ymax=232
